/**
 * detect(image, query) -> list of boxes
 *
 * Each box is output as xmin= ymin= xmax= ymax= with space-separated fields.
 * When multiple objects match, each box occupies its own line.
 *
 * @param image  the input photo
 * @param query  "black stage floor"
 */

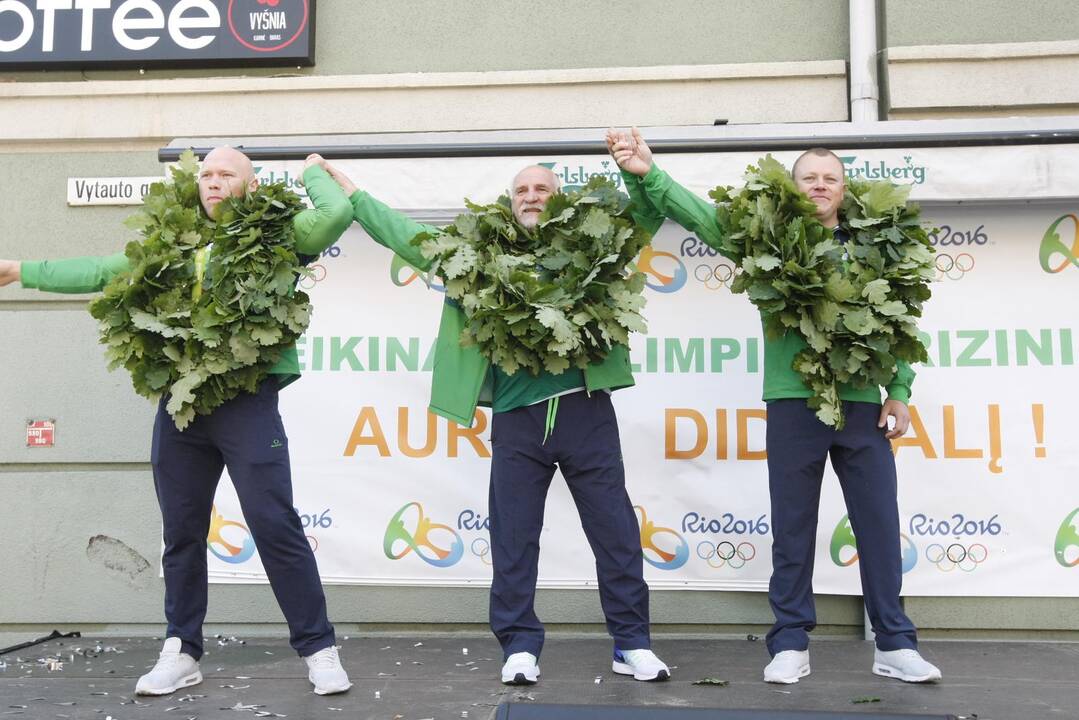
xmin=1 ymin=633 xmax=1074 ymax=719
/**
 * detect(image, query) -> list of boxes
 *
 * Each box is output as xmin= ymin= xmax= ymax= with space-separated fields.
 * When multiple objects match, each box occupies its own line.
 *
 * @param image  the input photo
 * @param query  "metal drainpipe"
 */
xmin=849 ymin=0 xmax=881 ymax=122
xmin=851 ymin=0 xmax=881 ymax=643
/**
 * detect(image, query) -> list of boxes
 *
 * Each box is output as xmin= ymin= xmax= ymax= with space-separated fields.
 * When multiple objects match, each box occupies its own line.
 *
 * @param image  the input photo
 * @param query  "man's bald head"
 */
xmin=198 ymin=146 xmax=258 ymax=217
xmin=510 ymin=165 xmax=560 ymax=228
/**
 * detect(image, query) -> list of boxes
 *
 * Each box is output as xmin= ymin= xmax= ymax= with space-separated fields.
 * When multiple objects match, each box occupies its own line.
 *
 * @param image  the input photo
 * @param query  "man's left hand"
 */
xmin=0 ymin=259 xmax=21 ymax=287
xmin=879 ymin=399 xmax=910 ymax=439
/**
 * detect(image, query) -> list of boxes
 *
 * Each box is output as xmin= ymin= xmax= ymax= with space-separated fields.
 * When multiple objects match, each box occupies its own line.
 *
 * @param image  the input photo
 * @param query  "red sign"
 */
xmin=26 ymin=420 xmax=55 ymax=448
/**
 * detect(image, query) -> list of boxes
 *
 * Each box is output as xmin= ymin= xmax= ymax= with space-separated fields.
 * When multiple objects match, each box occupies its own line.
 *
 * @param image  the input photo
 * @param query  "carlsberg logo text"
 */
xmin=840 ymin=155 xmax=927 ymax=185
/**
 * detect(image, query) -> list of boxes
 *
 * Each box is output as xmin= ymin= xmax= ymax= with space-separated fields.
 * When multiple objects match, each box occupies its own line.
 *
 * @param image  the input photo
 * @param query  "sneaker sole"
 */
xmin=612 ymin=661 xmax=671 ymax=682
xmin=872 ymin=663 xmax=941 ymax=683
xmin=501 ymin=672 xmax=539 ymax=685
xmin=763 ymin=664 xmax=810 ymax=684
xmin=313 ymin=681 xmax=353 ymax=695
xmin=135 ymin=670 xmax=203 ymax=696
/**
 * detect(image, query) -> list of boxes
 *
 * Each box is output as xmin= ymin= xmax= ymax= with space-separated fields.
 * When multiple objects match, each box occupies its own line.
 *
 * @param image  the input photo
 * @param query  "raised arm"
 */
xmin=3 ymin=252 xmax=130 ymax=294
xmin=608 ymin=128 xmax=727 ymax=253
xmin=322 ymin=162 xmax=439 ymax=272
xmin=292 ymin=156 xmax=355 ymax=257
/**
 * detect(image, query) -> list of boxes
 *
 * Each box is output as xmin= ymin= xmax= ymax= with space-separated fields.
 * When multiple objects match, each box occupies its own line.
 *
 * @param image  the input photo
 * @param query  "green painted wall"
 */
xmin=1 ymin=1 xmax=847 ymax=83
xmin=884 ymin=0 xmax=1079 ymax=47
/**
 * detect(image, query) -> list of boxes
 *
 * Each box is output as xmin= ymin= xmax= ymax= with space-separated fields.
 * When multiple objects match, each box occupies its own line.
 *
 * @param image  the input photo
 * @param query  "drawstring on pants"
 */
xmin=542 ymin=396 xmax=560 ymax=444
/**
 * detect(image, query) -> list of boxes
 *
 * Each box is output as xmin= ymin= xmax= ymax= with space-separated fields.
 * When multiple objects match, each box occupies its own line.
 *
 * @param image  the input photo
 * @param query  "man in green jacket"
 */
xmin=321 ymin=162 xmax=670 ymax=685
xmin=0 ymin=148 xmax=354 ymax=697
xmin=608 ymin=129 xmax=941 ymax=685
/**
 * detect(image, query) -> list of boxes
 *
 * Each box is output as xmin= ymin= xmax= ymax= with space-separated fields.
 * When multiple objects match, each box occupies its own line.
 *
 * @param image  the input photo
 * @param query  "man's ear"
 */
xmin=248 ymin=176 xmax=259 ymax=193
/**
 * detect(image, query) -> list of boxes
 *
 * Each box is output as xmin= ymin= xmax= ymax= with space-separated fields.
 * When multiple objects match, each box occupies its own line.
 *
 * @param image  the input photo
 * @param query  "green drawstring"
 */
xmin=542 ymin=396 xmax=560 ymax=444
xmin=192 ymin=246 xmax=209 ymax=302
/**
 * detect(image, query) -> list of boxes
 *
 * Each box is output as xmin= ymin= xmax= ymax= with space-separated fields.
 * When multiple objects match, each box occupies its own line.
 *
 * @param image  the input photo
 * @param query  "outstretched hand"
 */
xmin=0 ymin=259 xmax=20 ymax=287
xmin=605 ymin=126 xmax=653 ymax=178
xmin=322 ymin=162 xmax=358 ymax=196
xmin=879 ymin=399 xmax=911 ymax=440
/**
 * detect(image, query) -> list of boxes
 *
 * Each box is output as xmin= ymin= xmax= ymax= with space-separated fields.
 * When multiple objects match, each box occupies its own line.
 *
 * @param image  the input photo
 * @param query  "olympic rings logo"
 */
xmin=298 ymin=263 xmax=327 ymax=290
xmin=470 ymin=537 xmax=493 ymax=566
xmin=635 ymin=246 xmax=688 ymax=293
xmin=383 ymin=501 xmax=464 ymax=568
xmin=925 ymin=542 xmax=988 ymax=572
xmin=207 ymin=505 xmax=257 ymax=564
xmin=696 ymin=540 xmax=756 ymax=569
xmin=934 ymin=253 xmax=974 ymax=281
xmin=634 ymin=506 xmax=689 ymax=570
xmin=693 ymin=262 xmax=737 ymax=291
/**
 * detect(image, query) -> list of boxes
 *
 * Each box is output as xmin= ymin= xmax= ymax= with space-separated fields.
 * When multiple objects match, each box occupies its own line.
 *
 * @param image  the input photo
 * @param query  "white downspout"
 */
xmin=849 ymin=0 xmax=880 ymax=122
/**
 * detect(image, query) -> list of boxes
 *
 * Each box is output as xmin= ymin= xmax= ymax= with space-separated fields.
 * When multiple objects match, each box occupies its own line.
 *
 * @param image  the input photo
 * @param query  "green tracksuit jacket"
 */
xmin=347 ymin=183 xmax=663 ymax=427
xmin=20 ymin=165 xmax=354 ymax=387
xmin=622 ymin=163 xmax=915 ymax=404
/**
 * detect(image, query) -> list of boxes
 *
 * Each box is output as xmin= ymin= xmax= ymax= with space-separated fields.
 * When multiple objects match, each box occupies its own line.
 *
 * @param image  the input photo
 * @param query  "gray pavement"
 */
xmin=1 ymin=633 xmax=1075 ymax=720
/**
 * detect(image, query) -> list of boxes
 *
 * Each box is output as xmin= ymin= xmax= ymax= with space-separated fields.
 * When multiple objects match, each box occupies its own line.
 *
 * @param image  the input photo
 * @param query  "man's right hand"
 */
xmin=0 ymin=259 xmax=21 ymax=287
xmin=323 ymin=162 xmax=358 ymax=196
xmin=606 ymin=126 xmax=653 ymax=178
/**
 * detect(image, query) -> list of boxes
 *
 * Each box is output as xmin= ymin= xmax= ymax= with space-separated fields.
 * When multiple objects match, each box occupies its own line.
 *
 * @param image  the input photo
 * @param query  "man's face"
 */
xmin=198 ymin=147 xmax=258 ymax=217
xmin=510 ymin=166 xmax=559 ymax=228
xmin=793 ymin=154 xmax=845 ymax=225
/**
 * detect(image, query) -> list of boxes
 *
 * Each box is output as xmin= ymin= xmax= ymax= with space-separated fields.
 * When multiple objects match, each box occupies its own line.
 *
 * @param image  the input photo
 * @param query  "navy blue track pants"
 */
xmin=150 ymin=380 xmax=335 ymax=660
xmin=487 ymin=391 xmax=651 ymax=659
xmin=765 ymin=399 xmax=918 ymax=656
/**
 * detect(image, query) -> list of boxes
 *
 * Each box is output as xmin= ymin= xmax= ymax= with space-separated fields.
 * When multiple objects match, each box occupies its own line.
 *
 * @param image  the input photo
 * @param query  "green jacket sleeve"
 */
xmin=348 ymin=189 xmax=439 ymax=272
xmin=620 ymin=171 xmax=664 ymax=236
xmin=625 ymin=163 xmax=727 ymax=253
xmin=292 ymin=165 xmax=355 ymax=256
xmin=885 ymin=360 xmax=915 ymax=404
xmin=20 ymin=252 xmax=130 ymax=293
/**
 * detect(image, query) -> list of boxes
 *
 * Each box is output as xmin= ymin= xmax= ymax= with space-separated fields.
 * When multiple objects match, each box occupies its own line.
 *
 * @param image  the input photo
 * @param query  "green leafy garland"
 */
xmin=414 ymin=176 xmax=651 ymax=376
xmin=88 ymin=150 xmax=312 ymax=430
xmin=709 ymin=155 xmax=935 ymax=428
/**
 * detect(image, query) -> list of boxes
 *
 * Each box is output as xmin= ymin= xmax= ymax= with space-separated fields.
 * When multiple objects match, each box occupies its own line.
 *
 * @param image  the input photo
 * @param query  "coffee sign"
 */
xmin=0 ymin=0 xmax=315 ymax=69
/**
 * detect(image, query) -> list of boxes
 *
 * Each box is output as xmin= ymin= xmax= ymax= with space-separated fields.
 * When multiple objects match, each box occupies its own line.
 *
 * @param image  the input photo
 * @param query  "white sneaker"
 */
xmin=501 ymin=652 xmax=540 ymax=685
xmin=612 ymin=648 xmax=671 ymax=681
xmin=873 ymin=648 xmax=942 ymax=683
xmin=764 ymin=649 xmax=810 ymax=684
xmin=135 ymin=637 xmax=202 ymax=696
xmin=304 ymin=645 xmax=352 ymax=695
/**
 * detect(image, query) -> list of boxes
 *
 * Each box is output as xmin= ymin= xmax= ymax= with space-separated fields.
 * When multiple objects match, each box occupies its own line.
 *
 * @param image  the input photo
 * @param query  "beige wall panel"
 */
xmin=885 ymin=41 xmax=1079 ymax=117
xmin=0 ymin=63 xmax=848 ymax=144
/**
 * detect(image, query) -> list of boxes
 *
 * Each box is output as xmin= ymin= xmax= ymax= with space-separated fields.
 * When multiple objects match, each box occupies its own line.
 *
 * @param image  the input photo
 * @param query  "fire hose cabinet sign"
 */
xmin=27 ymin=420 xmax=55 ymax=448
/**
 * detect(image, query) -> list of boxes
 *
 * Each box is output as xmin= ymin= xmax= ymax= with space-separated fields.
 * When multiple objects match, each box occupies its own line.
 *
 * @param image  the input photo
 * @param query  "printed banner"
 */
xmin=206 ymin=149 xmax=1079 ymax=596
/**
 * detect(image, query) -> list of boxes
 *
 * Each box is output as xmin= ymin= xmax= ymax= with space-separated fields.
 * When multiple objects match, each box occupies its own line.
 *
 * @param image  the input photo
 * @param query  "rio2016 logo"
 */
xmin=634 ymin=246 xmax=688 ymax=294
xmin=389 ymin=254 xmax=445 ymax=292
xmin=634 ymin=506 xmax=689 ymax=570
xmin=1040 ymin=215 xmax=1079 ymax=274
xmin=384 ymin=502 xmax=464 ymax=568
xmin=829 ymin=515 xmax=918 ymax=574
xmin=207 ymin=505 xmax=257 ymax=564
xmin=1055 ymin=508 xmax=1079 ymax=568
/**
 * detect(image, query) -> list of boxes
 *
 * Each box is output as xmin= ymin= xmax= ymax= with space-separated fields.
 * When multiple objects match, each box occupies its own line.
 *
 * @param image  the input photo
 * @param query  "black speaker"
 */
xmin=494 ymin=704 xmax=958 ymax=720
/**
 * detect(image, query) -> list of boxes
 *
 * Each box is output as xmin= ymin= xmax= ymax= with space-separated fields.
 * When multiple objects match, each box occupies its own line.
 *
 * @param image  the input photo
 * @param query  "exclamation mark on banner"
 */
xmin=1032 ymin=404 xmax=1047 ymax=458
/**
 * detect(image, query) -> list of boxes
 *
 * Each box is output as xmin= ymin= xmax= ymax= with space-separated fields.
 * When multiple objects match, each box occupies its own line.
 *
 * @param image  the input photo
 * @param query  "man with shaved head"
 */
xmin=320 ymin=164 xmax=671 ymax=685
xmin=608 ymin=129 xmax=941 ymax=686
xmin=0 ymin=148 xmax=355 ymax=697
